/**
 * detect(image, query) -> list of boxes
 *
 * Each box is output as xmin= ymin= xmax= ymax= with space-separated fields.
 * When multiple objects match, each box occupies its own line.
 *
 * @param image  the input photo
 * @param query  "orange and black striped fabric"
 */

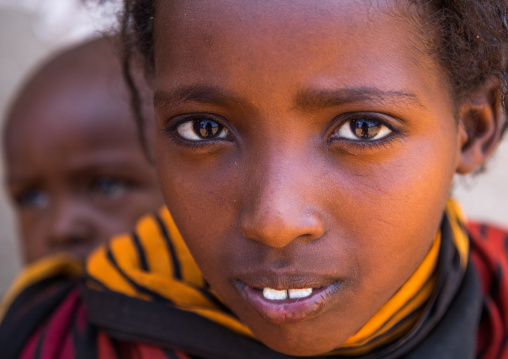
xmin=0 ymin=202 xmax=507 ymax=359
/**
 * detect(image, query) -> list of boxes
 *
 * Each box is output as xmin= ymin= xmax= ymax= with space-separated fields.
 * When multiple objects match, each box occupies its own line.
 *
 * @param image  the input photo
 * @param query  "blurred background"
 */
xmin=0 ymin=0 xmax=507 ymax=297
xmin=0 ymin=0 xmax=120 ymax=296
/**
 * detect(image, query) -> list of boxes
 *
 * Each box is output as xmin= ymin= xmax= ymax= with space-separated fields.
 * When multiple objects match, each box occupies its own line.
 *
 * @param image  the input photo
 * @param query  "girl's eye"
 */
xmin=15 ymin=189 xmax=50 ymax=209
xmin=90 ymin=177 xmax=127 ymax=199
xmin=177 ymin=119 xmax=229 ymax=141
xmin=334 ymin=118 xmax=392 ymax=141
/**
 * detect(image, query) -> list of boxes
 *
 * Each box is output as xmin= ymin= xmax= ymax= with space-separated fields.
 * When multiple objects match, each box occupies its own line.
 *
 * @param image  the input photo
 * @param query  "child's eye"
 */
xmin=15 ymin=189 xmax=50 ymax=209
xmin=176 ymin=118 xmax=229 ymax=141
xmin=332 ymin=117 xmax=392 ymax=141
xmin=90 ymin=177 xmax=127 ymax=199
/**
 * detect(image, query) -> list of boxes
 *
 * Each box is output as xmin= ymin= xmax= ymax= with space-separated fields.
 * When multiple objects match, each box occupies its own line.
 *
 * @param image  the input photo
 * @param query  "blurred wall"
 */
xmin=0 ymin=0 xmax=507 ymax=298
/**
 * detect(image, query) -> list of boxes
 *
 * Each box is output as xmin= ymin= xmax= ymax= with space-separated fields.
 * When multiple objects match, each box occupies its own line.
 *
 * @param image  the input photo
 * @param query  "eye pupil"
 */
xmin=351 ymin=119 xmax=381 ymax=139
xmin=193 ymin=119 xmax=221 ymax=139
xmin=92 ymin=178 xmax=126 ymax=198
xmin=17 ymin=190 xmax=49 ymax=208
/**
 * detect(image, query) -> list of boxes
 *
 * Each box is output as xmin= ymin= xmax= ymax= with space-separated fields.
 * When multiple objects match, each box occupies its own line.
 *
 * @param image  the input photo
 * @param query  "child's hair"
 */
xmin=117 ymin=0 xmax=508 ymax=137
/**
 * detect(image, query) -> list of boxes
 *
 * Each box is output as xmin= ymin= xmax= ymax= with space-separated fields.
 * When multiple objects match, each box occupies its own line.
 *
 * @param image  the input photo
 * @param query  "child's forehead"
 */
xmin=5 ymin=43 xmax=140 ymax=164
xmin=7 ymin=45 xmax=132 ymax=136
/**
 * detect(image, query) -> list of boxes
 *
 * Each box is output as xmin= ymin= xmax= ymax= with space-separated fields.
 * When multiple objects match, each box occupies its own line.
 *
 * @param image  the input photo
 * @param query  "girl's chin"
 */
xmin=250 ymin=325 xmax=344 ymax=357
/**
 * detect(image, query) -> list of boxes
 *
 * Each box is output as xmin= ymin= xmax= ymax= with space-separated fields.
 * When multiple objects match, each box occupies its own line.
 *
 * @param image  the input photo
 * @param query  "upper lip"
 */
xmin=234 ymin=272 xmax=342 ymax=290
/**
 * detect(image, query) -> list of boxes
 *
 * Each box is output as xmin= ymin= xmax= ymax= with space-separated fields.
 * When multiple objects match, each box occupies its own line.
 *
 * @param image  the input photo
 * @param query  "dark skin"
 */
xmin=5 ymin=38 xmax=163 ymax=263
xmin=151 ymin=0 xmax=503 ymax=356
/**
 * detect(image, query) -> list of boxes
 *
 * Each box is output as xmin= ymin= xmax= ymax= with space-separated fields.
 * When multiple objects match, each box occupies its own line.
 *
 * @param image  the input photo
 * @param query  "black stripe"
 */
xmin=112 ymin=339 xmax=124 ymax=359
xmin=475 ymin=304 xmax=491 ymax=359
xmin=195 ymin=287 xmax=237 ymax=317
xmin=154 ymin=215 xmax=182 ymax=279
xmin=489 ymin=263 xmax=503 ymax=300
xmin=203 ymin=280 xmax=211 ymax=290
xmin=132 ymin=231 xmax=150 ymax=271
xmin=0 ymin=277 xmax=75 ymax=359
xmin=33 ymin=323 xmax=47 ymax=359
xmin=82 ymin=288 xmax=296 ymax=359
xmin=74 ymin=312 xmax=99 ymax=359
xmin=84 ymin=275 xmax=110 ymax=291
xmin=355 ymin=303 xmax=426 ymax=349
xmin=164 ymin=348 xmax=183 ymax=359
xmin=105 ymin=245 xmax=172 ymax=303
xmin=365 ymin=268 xmax=436 ymax=340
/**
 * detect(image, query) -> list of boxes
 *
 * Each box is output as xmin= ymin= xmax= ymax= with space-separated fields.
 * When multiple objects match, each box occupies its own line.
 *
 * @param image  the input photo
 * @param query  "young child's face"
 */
xmin=6 ymin=48 xmax=163 ymax=263
xmin=153 ymin=1 xmax=463 ymax=355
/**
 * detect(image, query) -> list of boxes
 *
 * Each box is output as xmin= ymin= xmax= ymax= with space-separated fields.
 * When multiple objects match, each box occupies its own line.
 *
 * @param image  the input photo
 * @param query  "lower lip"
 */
xmin=239 ymin=282 xmax=340 ymax=324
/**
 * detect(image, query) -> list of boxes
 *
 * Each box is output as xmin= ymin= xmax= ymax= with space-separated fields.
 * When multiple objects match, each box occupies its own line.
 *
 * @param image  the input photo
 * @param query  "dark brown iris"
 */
xmin=193 ymin=119 xmax=222 ymax=139
xmin=351 ymin=118 xmax=381 ymax=139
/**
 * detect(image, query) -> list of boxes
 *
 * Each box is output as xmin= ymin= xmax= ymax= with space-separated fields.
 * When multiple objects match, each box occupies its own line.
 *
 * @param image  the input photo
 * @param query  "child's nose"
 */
xmin=47 ymin=199 xmax=96 ymax=248
xmin=239 ymin=150 xmax=325 ymax=248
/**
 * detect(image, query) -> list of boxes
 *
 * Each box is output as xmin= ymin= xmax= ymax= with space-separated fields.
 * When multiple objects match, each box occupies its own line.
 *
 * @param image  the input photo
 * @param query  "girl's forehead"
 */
xmin=153 ymin=0 xmax=428 ymax=70
xmin=154 ymin=0 xmax=419 ymax=33
xmin=152 ymin=0 xmax=444 ymax=109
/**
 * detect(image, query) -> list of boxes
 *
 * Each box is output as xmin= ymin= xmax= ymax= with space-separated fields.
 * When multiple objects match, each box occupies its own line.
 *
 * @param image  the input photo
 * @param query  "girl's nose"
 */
xmin=239 ymin=151 xmax=325 ymax=248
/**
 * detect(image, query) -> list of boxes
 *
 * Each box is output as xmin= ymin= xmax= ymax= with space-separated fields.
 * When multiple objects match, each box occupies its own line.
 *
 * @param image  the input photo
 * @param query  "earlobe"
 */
xmin=456 ymin=80 xmax=506 ymax=174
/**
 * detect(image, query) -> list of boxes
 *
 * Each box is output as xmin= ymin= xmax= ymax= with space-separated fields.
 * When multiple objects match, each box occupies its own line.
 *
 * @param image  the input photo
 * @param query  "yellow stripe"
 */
xmin=446 ymin=199 xmax=469 ymax=269
xmin=87 ymin=242 xmax=139 ymax=297
xmin=110 ymin=232 xmax=141 ymax=273
xmin=342 ymin=233 xmax=440 ymax=347
xmin=159 ymin=208 xmax=205 ymax=287
xmin=135 ymin=214 xmax=173 ymax=277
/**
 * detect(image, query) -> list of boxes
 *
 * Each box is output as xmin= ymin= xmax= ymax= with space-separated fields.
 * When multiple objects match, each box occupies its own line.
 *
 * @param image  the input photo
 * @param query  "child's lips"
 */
xmin=236 ymin=278 xmax=342 ymax=324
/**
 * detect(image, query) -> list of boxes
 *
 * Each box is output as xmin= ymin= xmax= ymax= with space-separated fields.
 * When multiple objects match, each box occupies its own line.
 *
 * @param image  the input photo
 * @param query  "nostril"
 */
xmin=239 ymin=209 xmax=325 ymax=249
xmin=49 ymin=219 xmax=96 ymax=248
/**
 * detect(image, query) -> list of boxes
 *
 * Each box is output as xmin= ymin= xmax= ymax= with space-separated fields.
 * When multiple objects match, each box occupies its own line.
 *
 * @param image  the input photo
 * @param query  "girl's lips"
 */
xmin=238 ymin=281 xmax=341 ymax=324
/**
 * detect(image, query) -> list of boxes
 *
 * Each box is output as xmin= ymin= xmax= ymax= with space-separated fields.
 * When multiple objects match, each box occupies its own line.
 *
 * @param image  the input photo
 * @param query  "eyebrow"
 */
xmin=154 ymin=84 xmax=425 ymax=111
xmin=295 ymin=87 xmax=425 ymax=110
xmin=154 ymin=85 xmax=245 ymax=111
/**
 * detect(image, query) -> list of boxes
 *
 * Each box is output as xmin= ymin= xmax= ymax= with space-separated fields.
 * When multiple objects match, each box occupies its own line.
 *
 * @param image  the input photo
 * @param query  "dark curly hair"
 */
xmin=118 ymin=0 xmax=508 ymax=142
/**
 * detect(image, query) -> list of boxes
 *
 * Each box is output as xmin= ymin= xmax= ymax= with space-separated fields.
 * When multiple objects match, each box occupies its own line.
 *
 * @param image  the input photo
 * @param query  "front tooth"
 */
xmin=288 ymin=288 xmax=313 ymax=299
xmin=263 ymin=288 xmax=288 ymax=300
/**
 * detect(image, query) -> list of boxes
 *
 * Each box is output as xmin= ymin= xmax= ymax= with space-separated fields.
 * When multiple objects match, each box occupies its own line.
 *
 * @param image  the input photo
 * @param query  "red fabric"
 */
xmin=20 ymin=327 xmax=43 ymax=359
xmin=468 ymin=222 xmax=508 ymax=359
xmin=110 ymin=341 xmax=192 ymax=359
xmin=20 ymin=290 xmax=79 ymax=359
xmin=17 ymin=287 xmax=192 ymax=359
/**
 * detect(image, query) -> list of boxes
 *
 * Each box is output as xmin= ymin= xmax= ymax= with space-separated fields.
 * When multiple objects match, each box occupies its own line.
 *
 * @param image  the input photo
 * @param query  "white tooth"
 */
xmin=263 ymin=288 xmax=288 ymax=300
xmin=288 ymin=288 xmax=313 ymax=299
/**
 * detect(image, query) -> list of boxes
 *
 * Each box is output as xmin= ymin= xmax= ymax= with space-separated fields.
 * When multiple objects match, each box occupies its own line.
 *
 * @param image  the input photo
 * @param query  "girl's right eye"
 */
xmin=176 ymin=118 xmax=229 ymax=141
xmin=15 ymin=189 xmax=50 ymax=209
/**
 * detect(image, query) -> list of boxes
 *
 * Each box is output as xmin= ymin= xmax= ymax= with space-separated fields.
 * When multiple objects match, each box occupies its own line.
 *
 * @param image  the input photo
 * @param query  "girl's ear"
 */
xmin=456 ymin=80 xmax=506 ymax=174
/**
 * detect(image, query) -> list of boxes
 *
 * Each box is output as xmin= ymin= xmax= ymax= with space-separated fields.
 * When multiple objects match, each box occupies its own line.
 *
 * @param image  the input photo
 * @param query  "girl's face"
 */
xmin=153 ymin=1 xmax=463 ymax=355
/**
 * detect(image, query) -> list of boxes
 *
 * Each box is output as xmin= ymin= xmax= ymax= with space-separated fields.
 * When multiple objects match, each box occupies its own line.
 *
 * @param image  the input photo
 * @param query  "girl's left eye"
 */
xmin=332 ymin=117 xmax=392 ymax=141
xmin=177 ymin=118 xmax=229 ymax=141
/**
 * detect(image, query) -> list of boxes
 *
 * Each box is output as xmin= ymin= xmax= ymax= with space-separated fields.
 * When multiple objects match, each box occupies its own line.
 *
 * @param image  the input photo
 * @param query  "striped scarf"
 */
xmin=85 ymin=200 xmax=469 ymax=355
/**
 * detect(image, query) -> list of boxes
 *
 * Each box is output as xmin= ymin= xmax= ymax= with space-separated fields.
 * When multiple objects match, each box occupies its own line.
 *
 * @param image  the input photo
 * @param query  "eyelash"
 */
xmin=163 ymin=112 xmax=403 ymax=151
xmin=327 ymin=113 xmax=403 ymax=151
xmin=163 ymin=114 xmax=233 ymax=149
